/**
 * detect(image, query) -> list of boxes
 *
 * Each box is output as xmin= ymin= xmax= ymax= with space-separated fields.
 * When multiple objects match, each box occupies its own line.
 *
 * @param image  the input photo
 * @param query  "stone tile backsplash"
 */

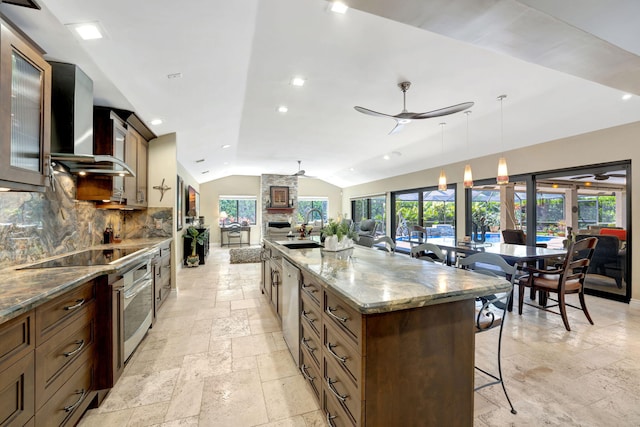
xmin=0 ymin=170 xmax=172 ymax=269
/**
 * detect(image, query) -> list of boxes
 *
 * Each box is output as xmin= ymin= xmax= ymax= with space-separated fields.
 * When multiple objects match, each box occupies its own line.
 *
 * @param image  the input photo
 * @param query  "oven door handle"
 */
xmin=124 ymin=278 xmax=153 ymax=300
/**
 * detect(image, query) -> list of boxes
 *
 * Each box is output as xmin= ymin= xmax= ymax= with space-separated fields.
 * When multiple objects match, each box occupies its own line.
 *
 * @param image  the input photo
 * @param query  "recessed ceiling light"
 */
xmin=66 ymin=22 xmax=104 ymax=40
xmin=221 ymin=144 xmax=231 ymax=149
xmin=291 ymin=77 xmax=306 ymax=87
xmin=278 ymin=105 xmax=288 ymax=113
xmin=150 ymin=118 xmax=163 ymax=125
xmin=349 ymin=167 xmax=355 ymax=172
xmin=383 ymin=154 xmax=390 ymax=160
xmin=330 ymin=2 xmax=348 ymax=14
xmin=622 ymin=93 xmax=632 ymax=100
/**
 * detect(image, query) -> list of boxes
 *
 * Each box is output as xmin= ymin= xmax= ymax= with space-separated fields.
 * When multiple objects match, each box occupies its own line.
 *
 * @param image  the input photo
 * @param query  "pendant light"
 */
xmin=438 ymin=122 xmax=447 ymax=191
xmin=463 ymin=111 xmax=473 ymax=188
xmin=496 ymin=95 xmax=509 ymax=185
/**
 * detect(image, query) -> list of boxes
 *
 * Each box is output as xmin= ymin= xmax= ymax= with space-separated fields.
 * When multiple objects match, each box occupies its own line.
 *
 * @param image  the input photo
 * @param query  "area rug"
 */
xmin=229 ymin=246 xmax=262 ymax=264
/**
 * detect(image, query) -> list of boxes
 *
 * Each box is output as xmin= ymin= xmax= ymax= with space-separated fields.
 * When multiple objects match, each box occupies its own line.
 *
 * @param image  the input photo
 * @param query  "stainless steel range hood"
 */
xmin=49 ymin=61 xmax=135 ymax=177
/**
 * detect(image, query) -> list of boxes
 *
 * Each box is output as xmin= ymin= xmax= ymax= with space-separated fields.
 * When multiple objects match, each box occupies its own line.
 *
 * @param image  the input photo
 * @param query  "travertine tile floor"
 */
xmin=79 ymin=247 xmax=640 ymax=426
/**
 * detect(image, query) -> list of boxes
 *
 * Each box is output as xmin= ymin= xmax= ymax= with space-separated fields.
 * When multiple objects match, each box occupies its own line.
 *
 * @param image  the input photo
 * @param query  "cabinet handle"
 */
xmin=326 ymin=306 xmax=348 ymax=323
xmin=326 ymin=342 xmax=347 ymax=363
xmin=326 ymin=412 xmax=337 ymax=427
xmin=63 ymin=340 xmax=85 ymax=357
xmin=326 ymin=377 xmax=348 ymax=402
xmin=301 ymin=310 xmax=316 ymax=324
xmin=64 ymin=389 xmax=87 ymax=412
xmin=64 ymin=299 xmax=85 ymax=311
xmin=301 ymin=337 xmax=316 ymax=353
xmin=300 ymin=364 xmax=315 ymax=381
xmin=301 ymin=283 xmax=318 ymax=293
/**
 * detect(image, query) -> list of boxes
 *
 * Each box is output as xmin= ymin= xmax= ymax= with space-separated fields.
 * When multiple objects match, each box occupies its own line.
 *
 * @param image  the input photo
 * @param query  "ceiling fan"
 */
xmin=291 ymin=160 xmax=315 ymax=178
xmin=354 ymin=81 xmax=474 ymax=134
xmin=571 ymin=172 xmax=626 ymax=181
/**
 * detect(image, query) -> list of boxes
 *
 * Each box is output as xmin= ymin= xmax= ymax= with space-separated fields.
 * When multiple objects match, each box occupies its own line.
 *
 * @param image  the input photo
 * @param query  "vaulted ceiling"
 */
xmin=1 ymin=0 xmax=639 ymax=187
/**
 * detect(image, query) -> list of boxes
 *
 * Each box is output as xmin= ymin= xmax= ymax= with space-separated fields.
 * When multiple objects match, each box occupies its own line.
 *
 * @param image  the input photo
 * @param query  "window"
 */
xmin=391 ymin=187 xmax=455 ymax=252
xmin=296 ymin=197 xmax=328 ymax=223
xmin=351 ymin=195 xmax=386 ymax=234
xmin=219 ymin=196 xmax=257 ymax=225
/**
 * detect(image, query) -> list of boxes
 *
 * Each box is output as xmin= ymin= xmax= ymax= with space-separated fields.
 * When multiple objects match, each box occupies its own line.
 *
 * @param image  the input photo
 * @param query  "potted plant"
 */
xmin=322 ymin=219 xmax=358 ymax=251
xmin=184 ymin=226 xmax=208 ymax=267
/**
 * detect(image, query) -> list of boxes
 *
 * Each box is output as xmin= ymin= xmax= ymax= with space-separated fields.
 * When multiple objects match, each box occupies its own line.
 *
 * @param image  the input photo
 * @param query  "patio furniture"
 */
xmin=354 ymin=219 xmax=379 ymax=247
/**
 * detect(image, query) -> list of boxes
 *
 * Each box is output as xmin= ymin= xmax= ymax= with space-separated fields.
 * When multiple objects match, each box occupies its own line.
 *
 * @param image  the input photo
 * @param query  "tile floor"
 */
xmin=79 ymin=247 xmax=640 ymax=426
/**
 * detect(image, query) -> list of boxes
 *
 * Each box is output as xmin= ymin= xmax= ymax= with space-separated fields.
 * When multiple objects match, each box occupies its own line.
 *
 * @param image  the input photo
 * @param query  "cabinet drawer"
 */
xmin=324 ymin=355 xmax=361 ymax=426
xmin=300 ymin=350 xmax=321 ymax=403
xmin=300 ymin=291 xmax=321 ymax=338
xmin=300 ymin=272 xmax=321 ymax=307
xmin=0 ymin=352 xmax=35 ymax=427
xmin=322 ymin=386 xmax=356 ymax=427
xmin=159 ymin=243 xmax=171 ymax=258
xmin=323 ymin=323 xmax=361 ymax=389
xmin=35 ymin=357 xmax=94 ymax=427
xmin=35 ymin=281 xmax=96 ymax=344
xmin=324 ymin=290 xmax=362 ymax=348
xmin=300 ymin=320 xmax=321 ymax=370
xmin=35 ymin=303 xmax=95 ymax=409
xmin=0 ymin=310 xmax=34 ymax=369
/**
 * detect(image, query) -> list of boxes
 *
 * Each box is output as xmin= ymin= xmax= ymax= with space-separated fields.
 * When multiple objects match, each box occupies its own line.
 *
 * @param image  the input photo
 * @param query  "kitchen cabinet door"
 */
xmin=123 ymin=127 xmax=148 ymax=208
xmin=0 ymin=18 xmax=51 ymax=192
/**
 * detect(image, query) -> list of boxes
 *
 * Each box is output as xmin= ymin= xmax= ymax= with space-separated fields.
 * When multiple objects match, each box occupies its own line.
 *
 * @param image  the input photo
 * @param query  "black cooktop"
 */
xmin=20 ymin=247 xmax=147 ymax=269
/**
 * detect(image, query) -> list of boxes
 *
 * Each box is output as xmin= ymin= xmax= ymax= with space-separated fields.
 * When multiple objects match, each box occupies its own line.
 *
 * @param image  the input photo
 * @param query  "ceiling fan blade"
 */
xmin=411 ymin=102 xmax=474 ymax=119
xmin=354 ymin=106 xmax=396 ymax=119
xmin=389 ymin=122 xmax=405 ymax=135
xmin=607 ymin=173 xmax=626 ymax=177
xmin=571 ymin=175 xmax=592 ymax=179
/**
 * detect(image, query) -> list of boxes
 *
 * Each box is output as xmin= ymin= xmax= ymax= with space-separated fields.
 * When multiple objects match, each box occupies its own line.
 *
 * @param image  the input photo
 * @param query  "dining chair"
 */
xmin=502 ymin=229 xmax=547 ymax=248
xmin=517 ymin=236 xmax=598 ymax=331
xmin=409 ymin=225 xmax=427 ymax=245
xmin=226 ymin=222 xmax=243 ymax=246
xmin=373 ymin=235 xmax=396 ymax=253
xmin=410 ymin=242 xmax=446 ymax=263
xmin=458 ymin=252 xmax=518 ymax=415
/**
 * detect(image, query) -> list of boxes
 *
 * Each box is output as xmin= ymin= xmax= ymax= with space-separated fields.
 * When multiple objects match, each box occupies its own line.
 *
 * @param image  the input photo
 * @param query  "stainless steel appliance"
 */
xmin=119 ymin=256 xmax=155 ymax=361
xmin=282 ymin=258 xmax=300 ymax=365
xmin=18 ymin=247 xmax=148 ymax=269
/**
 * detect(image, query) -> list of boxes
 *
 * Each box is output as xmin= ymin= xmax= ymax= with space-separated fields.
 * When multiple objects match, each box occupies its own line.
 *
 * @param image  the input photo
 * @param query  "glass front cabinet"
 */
xmin=0 ymin=17 xmax=51 ymax=191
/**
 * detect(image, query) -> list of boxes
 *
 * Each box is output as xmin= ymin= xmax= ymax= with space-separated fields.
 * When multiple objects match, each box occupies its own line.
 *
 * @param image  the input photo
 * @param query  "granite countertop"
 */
xmin=0 ymin=238 xmax=172 ymax=324
xmin=268 ymin=239 xmax=511 ymax=314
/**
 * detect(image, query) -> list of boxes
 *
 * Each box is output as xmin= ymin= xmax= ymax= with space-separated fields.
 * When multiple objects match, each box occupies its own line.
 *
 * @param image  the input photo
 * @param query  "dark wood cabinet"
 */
xmin=95 ymin=275 xmax=124 ymax=395
xmin=296 ymin=269 xmax=476 ymax=426
xmin=0 ymin=311 xmax=35 ymax=427
xmin=0 ymin=15 xmax=51 ymax=192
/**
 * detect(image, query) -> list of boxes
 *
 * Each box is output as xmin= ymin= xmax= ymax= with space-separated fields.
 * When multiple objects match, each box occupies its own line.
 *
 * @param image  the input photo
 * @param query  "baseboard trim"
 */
xmin=629 ymin=299 xmax=640 ymax=309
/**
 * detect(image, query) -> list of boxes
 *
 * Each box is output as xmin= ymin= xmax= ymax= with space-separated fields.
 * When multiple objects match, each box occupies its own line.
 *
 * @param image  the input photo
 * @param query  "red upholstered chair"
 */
xmin=600 ymin=228 xmax=626 ymax=242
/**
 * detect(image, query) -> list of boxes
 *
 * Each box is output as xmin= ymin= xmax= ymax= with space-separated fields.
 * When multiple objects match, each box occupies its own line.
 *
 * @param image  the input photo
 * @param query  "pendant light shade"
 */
xmin=496 ymin=157 xmax=509 ymax=185
xmin=438 ymin=169 xmax=447 ymax=191
xmin=463 ymin=164 xmax=474 ymax=188
xmin=438 ymin=122 xmax=447 ymax=190
xmin=463 ymin=111 xmax=473 ymax=188
xmin=496 ymin=95 xmax=509 ymax=185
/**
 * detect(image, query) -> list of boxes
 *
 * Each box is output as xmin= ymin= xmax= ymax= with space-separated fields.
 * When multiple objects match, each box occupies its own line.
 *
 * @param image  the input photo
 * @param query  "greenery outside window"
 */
xmin=219 ymin=196 xmax=257 ymax=225
xmin=351 ymin=195 xmax=386 ymax=234
xmin=296 ymin=197 xmax=328 ymax=223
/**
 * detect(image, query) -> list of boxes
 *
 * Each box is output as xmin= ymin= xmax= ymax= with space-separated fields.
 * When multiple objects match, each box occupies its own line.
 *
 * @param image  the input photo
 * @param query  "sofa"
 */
xmin=576 ymin=234 xmax=625 ymax=288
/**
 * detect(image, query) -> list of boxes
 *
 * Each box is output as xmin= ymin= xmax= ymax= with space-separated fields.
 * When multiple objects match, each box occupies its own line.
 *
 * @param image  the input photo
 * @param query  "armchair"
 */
xmin=354 ymin=219 xmax=379 ymax=247
xmin=576 ymin=234 xmax=625 ymax=288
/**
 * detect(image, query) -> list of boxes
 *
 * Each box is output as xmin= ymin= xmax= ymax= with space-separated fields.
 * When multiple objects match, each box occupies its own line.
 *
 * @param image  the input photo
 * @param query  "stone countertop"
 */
xmin=0 ymin=238 xmax=172 ymax=325
xmin=267 ymin=239 xmax=511 ymax=314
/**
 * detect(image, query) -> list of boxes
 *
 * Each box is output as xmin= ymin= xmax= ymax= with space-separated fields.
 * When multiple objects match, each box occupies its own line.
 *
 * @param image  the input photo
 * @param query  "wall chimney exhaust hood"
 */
xmin=49 ymin=61 xmax=135 ymax=177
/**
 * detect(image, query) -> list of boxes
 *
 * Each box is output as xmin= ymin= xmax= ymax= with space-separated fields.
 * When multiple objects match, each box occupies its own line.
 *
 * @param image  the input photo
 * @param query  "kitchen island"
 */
xmin=263 ymin=239 xmax=511 ymax=427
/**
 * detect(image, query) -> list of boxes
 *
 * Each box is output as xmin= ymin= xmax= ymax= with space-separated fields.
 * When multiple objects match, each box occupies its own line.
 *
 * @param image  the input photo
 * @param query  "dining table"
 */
xmin=432 ymin=238 xmax=567 ymax=268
